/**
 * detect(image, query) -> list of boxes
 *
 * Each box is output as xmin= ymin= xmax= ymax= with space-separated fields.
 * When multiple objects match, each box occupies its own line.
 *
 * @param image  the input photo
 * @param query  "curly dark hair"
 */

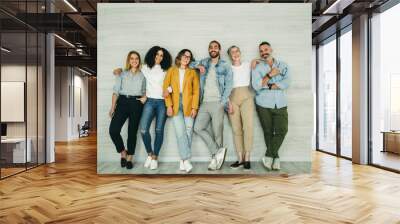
xmin=144 ymin=46 xmax=172 ymax=71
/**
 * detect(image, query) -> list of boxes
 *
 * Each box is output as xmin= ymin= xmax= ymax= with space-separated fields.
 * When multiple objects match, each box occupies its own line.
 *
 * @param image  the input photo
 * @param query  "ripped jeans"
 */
xmin=172 ymin=96 xmax=194 ymax=160
xmin=139 ymin=98 xmax=167 ymax=156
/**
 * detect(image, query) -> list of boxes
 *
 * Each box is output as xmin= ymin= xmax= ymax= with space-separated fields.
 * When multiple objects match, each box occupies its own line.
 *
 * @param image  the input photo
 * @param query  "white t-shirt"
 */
xmin=231 ymin=61 xmax=251 ymax=88
xmin=179 ymin=68 xmax=185 ymax=93
xmin=141 ymin=64 xmax=166 ymax=99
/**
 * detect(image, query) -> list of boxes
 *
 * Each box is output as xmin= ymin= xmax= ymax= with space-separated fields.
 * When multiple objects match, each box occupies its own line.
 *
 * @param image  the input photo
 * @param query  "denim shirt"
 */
xmin=251 ymin=59 xmax=290 ymax=109
xmin=190 ymin=57 xmax=233 ymax=110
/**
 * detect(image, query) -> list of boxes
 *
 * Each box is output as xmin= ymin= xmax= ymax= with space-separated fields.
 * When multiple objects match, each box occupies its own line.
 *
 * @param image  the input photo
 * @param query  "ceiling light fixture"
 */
xmin=322 ymin=0 xmax=347 ymax=15
xmin=78 ymin=67 xmax=93 ymax=76
xmin=1 ymin=47 xmax=11 ymax=53
xmin=54 ymin=34 xmax=75 ymax=48
xmin=63 ymin=0 xmax=78 ymax=12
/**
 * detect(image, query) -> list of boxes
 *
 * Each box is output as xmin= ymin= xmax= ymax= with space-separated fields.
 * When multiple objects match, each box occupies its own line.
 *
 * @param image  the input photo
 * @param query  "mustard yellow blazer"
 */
xmin=163 ymin=66 xmax=200 ymax=116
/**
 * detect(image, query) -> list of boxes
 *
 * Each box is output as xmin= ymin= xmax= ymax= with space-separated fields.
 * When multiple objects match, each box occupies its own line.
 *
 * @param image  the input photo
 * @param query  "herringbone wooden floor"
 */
xmin=1 ymin=135 xmax=400 ymax=224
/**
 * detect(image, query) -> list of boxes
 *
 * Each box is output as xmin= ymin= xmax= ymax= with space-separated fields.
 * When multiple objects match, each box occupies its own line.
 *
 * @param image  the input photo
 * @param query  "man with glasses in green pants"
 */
xmin=251 ymin=41 xmax=290 ymax=170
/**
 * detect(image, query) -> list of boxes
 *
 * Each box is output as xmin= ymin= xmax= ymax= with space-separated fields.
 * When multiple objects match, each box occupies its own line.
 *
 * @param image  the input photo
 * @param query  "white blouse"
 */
xmin=178 ymin=68 xmax=185 ymax=93
xmin=231 ymin=61 xmax=251 ymax=88
xmin=141 ymin=64 xmax=166 ymax=99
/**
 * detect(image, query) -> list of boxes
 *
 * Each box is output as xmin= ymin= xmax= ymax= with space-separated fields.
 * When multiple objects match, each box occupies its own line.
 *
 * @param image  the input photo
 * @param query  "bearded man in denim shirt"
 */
xmin=191 ymin=40 xmax=233 ymax=171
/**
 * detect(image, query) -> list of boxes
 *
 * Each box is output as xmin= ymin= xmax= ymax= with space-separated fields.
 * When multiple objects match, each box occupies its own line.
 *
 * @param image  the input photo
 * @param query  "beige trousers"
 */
xmin=228 ymin=86 xmax=255 ymax=154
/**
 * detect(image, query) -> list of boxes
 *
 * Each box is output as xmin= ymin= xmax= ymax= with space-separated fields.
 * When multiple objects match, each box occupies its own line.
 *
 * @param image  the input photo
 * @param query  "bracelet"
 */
xmin=167 ymin=86 xmax=173 ymax=93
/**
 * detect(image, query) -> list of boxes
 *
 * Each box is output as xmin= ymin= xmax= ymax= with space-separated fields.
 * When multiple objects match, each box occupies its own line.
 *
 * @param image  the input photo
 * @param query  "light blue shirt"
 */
xmin=113 ymin=70 xmax=146 ymax=96
xmin=251 ymin=59 xmax=289 ymax=109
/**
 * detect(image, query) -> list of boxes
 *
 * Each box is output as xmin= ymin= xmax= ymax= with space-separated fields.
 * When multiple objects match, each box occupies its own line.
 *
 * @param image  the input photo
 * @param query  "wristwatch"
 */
xmin=268 ymin=84 xmax=272 ymax=90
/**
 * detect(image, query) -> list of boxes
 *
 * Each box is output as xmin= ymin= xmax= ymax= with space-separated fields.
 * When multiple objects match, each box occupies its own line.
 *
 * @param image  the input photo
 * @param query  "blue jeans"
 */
xmin=172 ymin=97 xmax=194 ymax=160
xmin=139 ymin=98 xmax=167 ymax=156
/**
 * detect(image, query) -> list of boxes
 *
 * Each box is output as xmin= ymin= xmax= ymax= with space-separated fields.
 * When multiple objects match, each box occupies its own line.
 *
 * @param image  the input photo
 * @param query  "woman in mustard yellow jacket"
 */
xmin=163 ymin=49 xmax=200 ymax=173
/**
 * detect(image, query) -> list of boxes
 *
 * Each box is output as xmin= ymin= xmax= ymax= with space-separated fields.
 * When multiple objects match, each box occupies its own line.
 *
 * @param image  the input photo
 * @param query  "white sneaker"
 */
xmin=144 ymin=156 xmax=152 ymax=168
xmin=150 ymin=160 xmax=158 ymax=170
xmin=262 ymin=156 xmax=273 ymax=170
xmin=183 ymin=160 xmax=193 ymax=173
xmin=208 ymin=158 xmax=217 ymax=170
xmin=272 ymin=158 xmax=280 ymax=170
xmin=179 ymin=160 xmax=185 ymax=171
xmin=215 ymin=147 xmax=227 ymax=170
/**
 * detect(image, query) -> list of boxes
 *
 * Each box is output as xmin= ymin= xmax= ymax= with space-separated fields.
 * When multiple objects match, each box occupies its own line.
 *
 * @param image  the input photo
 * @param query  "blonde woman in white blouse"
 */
xmin=226 ymin=45 xmax=255 ymax=170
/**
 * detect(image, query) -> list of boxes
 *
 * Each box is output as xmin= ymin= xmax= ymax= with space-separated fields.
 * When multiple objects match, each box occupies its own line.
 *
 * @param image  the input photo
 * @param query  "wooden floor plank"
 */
xmin=0 ymin=135 xmax=400 ymax=223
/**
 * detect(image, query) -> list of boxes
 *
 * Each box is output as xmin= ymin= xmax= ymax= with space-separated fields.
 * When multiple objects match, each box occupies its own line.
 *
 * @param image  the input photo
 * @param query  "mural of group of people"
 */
xmin=108 ymin=40 xmax=289 ymax=173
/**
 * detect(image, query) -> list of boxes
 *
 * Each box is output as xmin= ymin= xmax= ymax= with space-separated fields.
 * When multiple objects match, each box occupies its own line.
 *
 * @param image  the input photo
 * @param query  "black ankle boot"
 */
xmin=243 ymin=161 xmax=251 ymax=170
xmin=126 ymin=161 xmax=133 ymax=169
xmin=121 ymin=158 xmax=127 ymax=167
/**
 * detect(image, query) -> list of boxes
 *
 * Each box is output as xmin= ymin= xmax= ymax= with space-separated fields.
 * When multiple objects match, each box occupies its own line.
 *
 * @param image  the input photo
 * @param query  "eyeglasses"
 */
xmin=182 ymin=55 xmax=192 ymax=60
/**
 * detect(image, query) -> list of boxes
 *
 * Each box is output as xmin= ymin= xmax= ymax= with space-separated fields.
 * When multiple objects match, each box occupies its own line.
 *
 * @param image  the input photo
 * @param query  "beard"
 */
xmin=209 ymin=51 xmax=219 ymax=58
xmin=261 ymin=53 xmax=270 ymax=59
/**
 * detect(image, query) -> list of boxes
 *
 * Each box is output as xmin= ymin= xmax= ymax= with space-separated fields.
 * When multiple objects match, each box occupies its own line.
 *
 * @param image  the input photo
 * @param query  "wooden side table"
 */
xmin=381 ymin=131 xmax=400 ymax=154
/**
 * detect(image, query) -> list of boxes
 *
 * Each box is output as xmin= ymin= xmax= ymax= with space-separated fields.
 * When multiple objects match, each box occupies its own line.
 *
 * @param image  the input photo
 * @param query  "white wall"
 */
xmin=97 ymin=3 xmax=313 ymax=163
xmin=1 ymin=65 xmax=39 ymax=137
xmin=1 ymin=64 xmax=46 ymax=163
xmin=55 ymin=66 xmax=68 ymax=141
xmin=54 ymin=67 xmax=89 ymax=141
xmin=1 ymin=65 xmax=27 ymax=140
xmin=71 ymin=72 xmax=89 ymax=138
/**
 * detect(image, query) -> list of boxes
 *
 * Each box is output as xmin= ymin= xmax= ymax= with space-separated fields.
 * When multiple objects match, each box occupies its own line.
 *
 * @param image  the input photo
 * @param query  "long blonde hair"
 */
xmin=125 ymin=50 xmax=141 ymax=72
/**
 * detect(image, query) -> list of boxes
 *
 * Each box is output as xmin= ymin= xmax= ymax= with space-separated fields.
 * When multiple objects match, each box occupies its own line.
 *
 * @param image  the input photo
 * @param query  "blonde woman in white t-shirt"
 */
xmin=227 ymin=45 xmax=255 ymax=170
